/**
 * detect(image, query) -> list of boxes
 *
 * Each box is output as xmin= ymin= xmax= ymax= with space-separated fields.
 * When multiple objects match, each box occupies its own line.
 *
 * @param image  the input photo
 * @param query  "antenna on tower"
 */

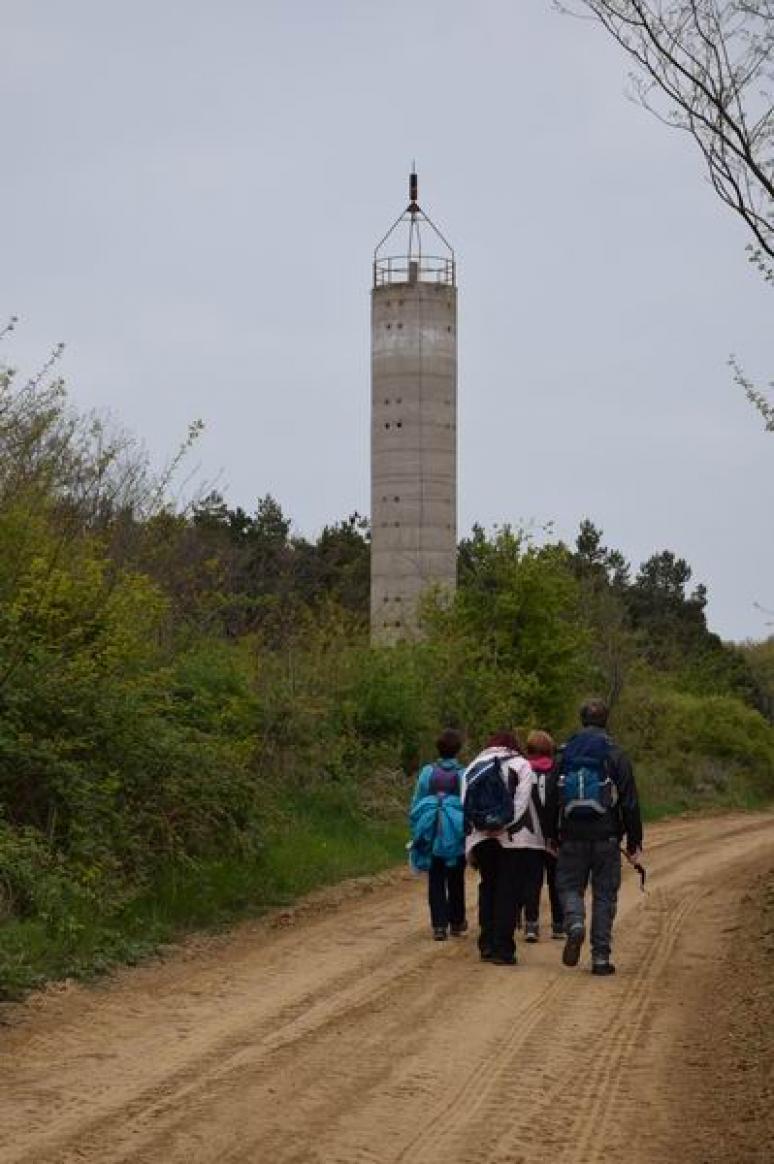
xmin=409 ymin=164 xmax=418 ymax=210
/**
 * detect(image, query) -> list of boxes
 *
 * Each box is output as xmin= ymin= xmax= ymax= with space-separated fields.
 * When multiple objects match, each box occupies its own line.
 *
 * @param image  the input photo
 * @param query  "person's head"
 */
xmin=485 ymin=729 xmax=525 ymax=754
xmin=526 ymin=730 xmax=555 ymax=758
xmin=579 ymin=698 xmax=610 ymax=729
xmin=436 ymin=727 xmax=463 ymax=759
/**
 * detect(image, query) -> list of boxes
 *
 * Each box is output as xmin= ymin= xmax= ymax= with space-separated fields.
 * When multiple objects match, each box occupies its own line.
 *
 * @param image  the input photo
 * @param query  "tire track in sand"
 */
xmin=1 ymin=812 xmax=772 ymax=1164
xmin=343 ymin=819 xmax=773 ymax=1164
xmin=3 ymin=936 xmax=451 ymax=1164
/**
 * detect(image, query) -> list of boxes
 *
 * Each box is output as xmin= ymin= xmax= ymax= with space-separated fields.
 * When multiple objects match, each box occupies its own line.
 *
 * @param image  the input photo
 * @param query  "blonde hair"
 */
xmin=526 ymin=730 xmax=555 ymax=758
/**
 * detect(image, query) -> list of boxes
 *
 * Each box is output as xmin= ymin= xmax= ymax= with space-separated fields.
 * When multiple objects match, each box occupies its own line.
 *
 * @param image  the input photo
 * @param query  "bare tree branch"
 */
xmin=556 ymin=1 xmax=774 ymax=432
xmin=557 ymin=1 xmax=774 ymax=257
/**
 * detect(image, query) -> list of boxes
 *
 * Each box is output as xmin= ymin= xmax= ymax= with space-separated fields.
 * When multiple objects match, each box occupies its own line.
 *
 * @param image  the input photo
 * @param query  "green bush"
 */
xmin=614 ymin=683 xmax=774 ymax=814
xmin=0 ymin=354 xmax=771 ymax=999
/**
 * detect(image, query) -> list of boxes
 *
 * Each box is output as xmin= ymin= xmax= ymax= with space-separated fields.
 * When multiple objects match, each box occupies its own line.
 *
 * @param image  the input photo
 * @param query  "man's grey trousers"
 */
xmin=556 ymin=837 xmax=622 ymax=961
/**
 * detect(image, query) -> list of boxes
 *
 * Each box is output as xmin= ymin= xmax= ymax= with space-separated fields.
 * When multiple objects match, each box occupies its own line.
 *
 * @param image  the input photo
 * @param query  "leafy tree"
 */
xmin=739 ymin=635 xmax=774 ymax=718
xmin=635 ymin=550 xmax=696 ymax=603
xmin=573 ymin=519 xmax=632 ymax=588
xmin=575 ymin=518 xmax=608 ymax=571
xmin=448 ymin=525 xmax=591 ymax=728
xmin=626 ymin=549 xmax=708 ymax=662
xmin=571 ymin=522 xmax=637 ymax=706
xmin=293 ymin=513 xmax=370 ymax=616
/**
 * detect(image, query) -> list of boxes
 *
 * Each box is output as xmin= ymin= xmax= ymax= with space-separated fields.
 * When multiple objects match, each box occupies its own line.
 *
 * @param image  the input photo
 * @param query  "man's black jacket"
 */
xmin=546 ymin=725 xmax=643 ymax=851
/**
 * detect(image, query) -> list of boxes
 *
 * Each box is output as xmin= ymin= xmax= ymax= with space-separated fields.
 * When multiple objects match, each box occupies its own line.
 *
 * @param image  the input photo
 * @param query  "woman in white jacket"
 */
xmin=463 ymin=731 xmax=537 ymax=965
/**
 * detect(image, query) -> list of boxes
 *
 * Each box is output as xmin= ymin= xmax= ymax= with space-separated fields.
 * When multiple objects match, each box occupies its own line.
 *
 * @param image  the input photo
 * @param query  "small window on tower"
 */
xmin=386 ymin=323 xmax=392 ymax=330
xmin=397 ymin=323 xmax=403 ymax=330
xmin=396 ymin=421 xmax=403 ymax=428
xmin=385 ymin=422 xmax=390 ymax=429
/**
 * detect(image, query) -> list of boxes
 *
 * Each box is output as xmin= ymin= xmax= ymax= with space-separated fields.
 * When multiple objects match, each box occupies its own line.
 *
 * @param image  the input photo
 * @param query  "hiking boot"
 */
xmin=490 ymin=953 xmax=518 ymax=966
xmin=591 ymin=960 xmax=616 ymax=976
xmin=433 ymin=927 xmax=448 ymax=942
xmin=450 ymin=920 xmax=469 ymax=937
xmin=562 ymin=926 xmax=585 ymax=967
xmin=551 ymin=923 xmax=565 ymax=940
xmin=525 ymin=922 xmax=539 ymax=944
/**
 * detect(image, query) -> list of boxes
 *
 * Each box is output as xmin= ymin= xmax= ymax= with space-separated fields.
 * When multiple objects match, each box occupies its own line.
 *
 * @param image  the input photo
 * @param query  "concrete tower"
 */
xmin=370 ymin=172 xmax=457 ymax=644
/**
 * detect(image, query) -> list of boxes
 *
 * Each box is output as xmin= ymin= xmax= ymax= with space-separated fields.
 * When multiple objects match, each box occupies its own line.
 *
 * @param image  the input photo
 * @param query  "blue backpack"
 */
xmin=559 ymin=733 xmax=618 ymax=820
xmin=409 ymin=766 xmax=464 ymax=870
xmin=464 ymin=754 xmax=515 ymax=832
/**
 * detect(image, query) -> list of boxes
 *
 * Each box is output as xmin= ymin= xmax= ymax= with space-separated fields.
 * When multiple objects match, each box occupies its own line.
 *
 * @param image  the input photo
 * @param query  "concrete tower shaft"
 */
xmin=370 ymin=174 xmax=457 ymax=645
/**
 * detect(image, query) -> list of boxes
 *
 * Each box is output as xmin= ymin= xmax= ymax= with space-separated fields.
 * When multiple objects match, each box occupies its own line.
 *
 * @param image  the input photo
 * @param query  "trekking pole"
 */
xmin=620 ymin=847 xmax=647 ymax=893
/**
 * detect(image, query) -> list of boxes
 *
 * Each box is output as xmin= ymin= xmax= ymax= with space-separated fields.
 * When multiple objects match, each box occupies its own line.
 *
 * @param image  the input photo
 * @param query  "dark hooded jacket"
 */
xmin=549 ymin=725 xmax=643 ymax=851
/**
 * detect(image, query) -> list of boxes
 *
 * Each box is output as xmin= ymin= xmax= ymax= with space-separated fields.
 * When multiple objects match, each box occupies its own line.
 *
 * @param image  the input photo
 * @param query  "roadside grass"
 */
xmin=1 ymin=774 xmax=770 ymax=1003
xmin=0 ymin=784 xmax=406 ymax=1002
xmin=637 ymin=764 xmax=772 ymax=822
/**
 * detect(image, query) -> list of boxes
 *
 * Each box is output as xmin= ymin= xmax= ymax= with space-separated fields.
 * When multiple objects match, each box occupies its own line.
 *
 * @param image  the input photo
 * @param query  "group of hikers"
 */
xmin=409 ymin=698 xmax=644 ymax=975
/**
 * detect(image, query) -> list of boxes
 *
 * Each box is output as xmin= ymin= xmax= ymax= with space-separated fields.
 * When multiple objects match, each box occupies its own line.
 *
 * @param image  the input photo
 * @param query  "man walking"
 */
xmin=552 ymin=699 xmax=643 ymax=976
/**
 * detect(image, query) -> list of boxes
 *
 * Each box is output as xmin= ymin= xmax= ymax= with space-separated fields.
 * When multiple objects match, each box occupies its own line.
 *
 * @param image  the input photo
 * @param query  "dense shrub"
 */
xmin=614 ymin=683 xmax=774 ymax=812
xmin=0 ymin=345 xmax=771 ymax=997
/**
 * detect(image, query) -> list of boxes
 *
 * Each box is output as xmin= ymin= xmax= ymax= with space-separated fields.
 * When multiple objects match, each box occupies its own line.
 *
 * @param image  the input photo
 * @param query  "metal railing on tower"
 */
xmin=372 ymin=170 xmax=456 ymax=289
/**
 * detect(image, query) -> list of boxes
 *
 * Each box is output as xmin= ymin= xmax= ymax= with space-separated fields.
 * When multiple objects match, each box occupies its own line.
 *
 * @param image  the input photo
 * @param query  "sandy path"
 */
xmin=1 ymin=812 xmax=772 ymax=1164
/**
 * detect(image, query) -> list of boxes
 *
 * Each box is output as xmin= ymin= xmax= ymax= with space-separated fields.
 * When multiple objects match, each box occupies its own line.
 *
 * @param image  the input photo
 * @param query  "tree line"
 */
xmin=0 ymin=339 xmax=771 ymax=995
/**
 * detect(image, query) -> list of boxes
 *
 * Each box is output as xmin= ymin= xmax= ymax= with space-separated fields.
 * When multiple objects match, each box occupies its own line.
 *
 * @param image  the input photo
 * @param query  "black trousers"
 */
xmin=474 ymin=841 xmax=544 ymax=958
xmin=428 ymin=856 xmax=466 ymax=930
xmin=516 ymin=849 xmax=546 ymax=926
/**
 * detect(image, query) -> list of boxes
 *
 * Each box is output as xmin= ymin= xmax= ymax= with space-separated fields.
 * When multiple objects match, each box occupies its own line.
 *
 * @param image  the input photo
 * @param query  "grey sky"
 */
xmin=3 ymin=0 xmax=771 ymax=641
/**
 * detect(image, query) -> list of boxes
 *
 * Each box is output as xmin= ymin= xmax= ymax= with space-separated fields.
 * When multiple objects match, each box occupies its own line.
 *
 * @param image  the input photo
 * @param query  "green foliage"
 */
xmin=613 ymin=682 xmax=774 ymax=816
xmin=182 ymin=493 xmax=371 ymax=636
xmin=739 ymin=637 xmax=774 ymax=721
xmin=0 ymin=345 xmax=771 ymax=999
xmin=448 ymin=525 xmax=591 ymax=730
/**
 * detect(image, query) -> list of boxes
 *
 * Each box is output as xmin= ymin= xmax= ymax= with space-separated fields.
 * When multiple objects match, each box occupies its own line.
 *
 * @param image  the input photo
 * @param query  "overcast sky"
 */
xmin=3 ymin=0 xmax=771 ymax=641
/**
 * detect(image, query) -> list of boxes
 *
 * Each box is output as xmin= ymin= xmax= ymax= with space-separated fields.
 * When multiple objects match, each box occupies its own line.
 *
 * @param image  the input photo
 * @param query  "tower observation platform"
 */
xmin=370 ymin=172 xmax=458 ymax=645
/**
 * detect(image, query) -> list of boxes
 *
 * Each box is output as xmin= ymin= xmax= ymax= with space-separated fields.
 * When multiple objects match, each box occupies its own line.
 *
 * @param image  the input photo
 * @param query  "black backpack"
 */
xmin=464 ymin=754 xmax=515 ymax=832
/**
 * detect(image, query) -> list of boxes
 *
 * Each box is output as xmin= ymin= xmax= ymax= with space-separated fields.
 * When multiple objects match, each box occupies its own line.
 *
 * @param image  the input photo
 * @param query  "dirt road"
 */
xmin=1 ymin=813 xmax=773 ymax=1164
